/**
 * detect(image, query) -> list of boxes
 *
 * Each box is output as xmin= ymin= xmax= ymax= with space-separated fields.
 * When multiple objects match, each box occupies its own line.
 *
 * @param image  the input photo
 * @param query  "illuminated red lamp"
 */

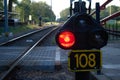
xmin=58 ymin=31 xmax=75 ymax=49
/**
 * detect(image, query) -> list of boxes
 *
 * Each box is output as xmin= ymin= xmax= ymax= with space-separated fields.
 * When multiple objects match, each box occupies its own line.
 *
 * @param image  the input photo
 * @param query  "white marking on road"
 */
xmin=105 ymin=73 xmax=120 ymax=76
xmin=26 ymin=39 xmax=33 ymax=42
xmin=103 ymin=64 xmax=120 ymax=69
xmin=55 ymin=47 xmax=61 ymax=65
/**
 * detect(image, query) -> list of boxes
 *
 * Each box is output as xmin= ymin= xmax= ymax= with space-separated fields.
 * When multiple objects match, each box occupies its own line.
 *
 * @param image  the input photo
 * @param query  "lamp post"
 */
xmin=4 ymin=0 xmax=9 ymax=37
xmin=51 ymin=0 xmax=52 ymax=10
xmin=70 ymin=0 xmax=73 ymax=16
xmin=51 ymin=0 xmax=52 ymax=24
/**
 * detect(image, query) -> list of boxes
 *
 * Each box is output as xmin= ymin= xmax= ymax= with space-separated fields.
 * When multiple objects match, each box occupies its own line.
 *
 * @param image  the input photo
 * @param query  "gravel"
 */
xmin=9 ymin=63 xmax=75 ymax=80
xmin=5 ymin=27 xmax=75 ymax=80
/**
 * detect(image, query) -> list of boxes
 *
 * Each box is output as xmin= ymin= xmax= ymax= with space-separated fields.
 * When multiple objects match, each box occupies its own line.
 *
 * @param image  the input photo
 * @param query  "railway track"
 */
xmin=1 ymin=25 xmax=119 ymax=80
xmin=0 ymin=26 xmax=54 ymax=46
xmin=0 ymin=26 xmax=59 ymax=80
xmin=106 ymin=29 xmax=120 ymax=37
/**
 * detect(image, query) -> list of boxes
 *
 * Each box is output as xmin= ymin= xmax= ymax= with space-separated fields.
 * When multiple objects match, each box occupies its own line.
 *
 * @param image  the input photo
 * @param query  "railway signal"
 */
xmin=56 ymin=31 xmax=75 ymax=49
xmin=55 ymin=0 xmax=109 ymax=80
xmin=56 ymin=13 xmax=108 ymax=50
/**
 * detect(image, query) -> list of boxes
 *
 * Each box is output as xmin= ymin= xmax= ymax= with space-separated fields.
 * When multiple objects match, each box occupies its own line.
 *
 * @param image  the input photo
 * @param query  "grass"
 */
xmin=43 ymin=22 xmax=60 ymax=26
xmin=0 ymin=22 xmax=59 ymax=36
xmin=10 ymin=25 xmax=40 ymax=34
xmin=0 ymin=24 xmax=40 ymax=36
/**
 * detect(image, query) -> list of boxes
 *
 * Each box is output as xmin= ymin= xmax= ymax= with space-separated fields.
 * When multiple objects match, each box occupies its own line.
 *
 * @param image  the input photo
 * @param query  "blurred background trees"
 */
xmin=60 ymin=8 xmax=69 ymax=21
xmin=100 ymin=5 xmax=120 ymax=20
xmin=0 ymin=0 xmax=56 ymax=23
xmin=59 ymin=5 xmax=120 ymax=21
xmin=16 ymin=0 xmax=56 ymax=23
xmin=0 ymin=0 xmax=119 ymax=22
xmin=0 ymin=0 xmax=3 ymax=10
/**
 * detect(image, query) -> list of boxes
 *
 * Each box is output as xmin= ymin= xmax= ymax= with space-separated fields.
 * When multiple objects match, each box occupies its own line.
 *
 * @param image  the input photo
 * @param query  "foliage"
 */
xmin=100 ymin=5 xmax=120 ymax=20
xmin=15 ymin=0 xmax=56 ymax=23
xmin=30 ymin=2 xmax=56 ymax=23
xmin=0 ymin=24 xmax=39 ymax=35
xmin=60 ymin=5 xmax=120 ymax=21
xmin=0 ymin=0 xmax=18 ymax=15
xmin=8 ymin=0 xmax=19 ymax=12
xmin=16 ymin=0 xmax=31 ymax=22
xmin=0 ymin=0 xmax=3 ymax=10
xmin=0 ymin=0 xmax=56 ymax=23
xmin=9 ymin=24 xmax=39 ymax=34
xmin=60 ymin=8 xmax=70 ymax=21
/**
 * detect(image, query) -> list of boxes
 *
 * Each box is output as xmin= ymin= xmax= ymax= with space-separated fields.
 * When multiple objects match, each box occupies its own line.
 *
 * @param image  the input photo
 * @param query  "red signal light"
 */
xmin=58 ymin=31 xmax=75 ymax=48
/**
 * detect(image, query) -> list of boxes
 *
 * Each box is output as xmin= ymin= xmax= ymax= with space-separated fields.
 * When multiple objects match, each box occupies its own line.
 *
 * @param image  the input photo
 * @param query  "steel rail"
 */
xmin=101 ymin=11 xmax=120 ymax=23
xmin=0 ymin=27 xmax=58 ymax=80
xmin=106 ymin=29 xmax=120 ymax=33
xmin=0 ymin=26 xmax=52 ymax=46
xmin=106 ymin=29 xmax=120 ymax=36
xmin=107 ymin=31 xmax=120 ymax=36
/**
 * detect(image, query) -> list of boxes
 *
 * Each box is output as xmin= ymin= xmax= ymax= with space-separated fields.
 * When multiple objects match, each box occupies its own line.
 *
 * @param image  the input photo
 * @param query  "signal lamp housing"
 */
xmin=55 ymin=13 xmax=108 ymax=50
xmin=56 ymin=31 xmax=75 ymax=49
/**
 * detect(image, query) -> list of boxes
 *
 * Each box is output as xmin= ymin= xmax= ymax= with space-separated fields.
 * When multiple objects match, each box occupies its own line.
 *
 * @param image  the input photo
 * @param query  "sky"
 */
xmin=25 ymin=0 xmax=120 ymax=18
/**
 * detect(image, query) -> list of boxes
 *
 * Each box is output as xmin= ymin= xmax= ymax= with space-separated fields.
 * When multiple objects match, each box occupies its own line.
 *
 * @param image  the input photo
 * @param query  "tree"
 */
xmin=30 ymin=2 xmax=55 ymax=22
xmin=0 ymin=0 xmax=3 ymax=10
xmin=15 ymin=1 xmax=56 ymax=23
xmin=100 ymin=5 xmax=120 ymax=19
xmin=60 ymin=8 xmax=69 ymax=21
xmin=59 ymin=5 xmax=120 ymax=21
xmin=8 ymin=0 xmax=18 ymax=12
xmin=16 ymin=0 xmax=31 ymax=22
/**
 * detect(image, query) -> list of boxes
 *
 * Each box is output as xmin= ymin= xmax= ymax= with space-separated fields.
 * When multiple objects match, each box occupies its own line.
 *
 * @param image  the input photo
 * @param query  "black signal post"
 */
xmin=55 ymin=0 xmax=108 ymax=80
xmin=4 ymin=0 xmax=9 ymax=37
xmin=70 ymin=0 xmax=73 ymax=16
xmin=39 ymin=16 xmax=42 ymax=26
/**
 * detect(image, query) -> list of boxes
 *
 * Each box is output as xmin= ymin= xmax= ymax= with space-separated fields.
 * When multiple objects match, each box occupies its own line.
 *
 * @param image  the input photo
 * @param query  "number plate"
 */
xmin=68 ymin=50 xmax=102 ymax=72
